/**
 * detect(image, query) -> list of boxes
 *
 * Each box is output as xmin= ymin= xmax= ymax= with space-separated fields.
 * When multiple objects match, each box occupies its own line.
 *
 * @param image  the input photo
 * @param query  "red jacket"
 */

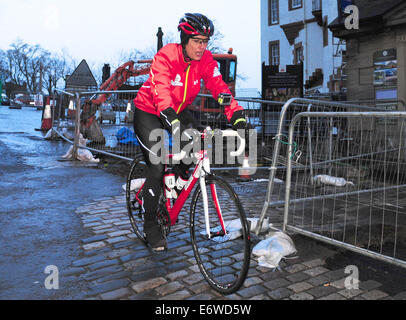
xmin=134 ymin=43 xmax=242 ymax=122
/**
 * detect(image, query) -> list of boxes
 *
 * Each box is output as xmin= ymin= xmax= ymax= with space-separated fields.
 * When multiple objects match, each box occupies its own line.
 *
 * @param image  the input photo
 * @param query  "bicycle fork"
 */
xmin=200 ymin=153 xmax=227 ymax=239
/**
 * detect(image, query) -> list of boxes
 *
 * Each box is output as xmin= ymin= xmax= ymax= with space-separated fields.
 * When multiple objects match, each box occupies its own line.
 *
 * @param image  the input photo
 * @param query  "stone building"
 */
xmin=329 ymin=0 xmax=406 ymax=109
xmin=260 ymin=0 xmax=345 ymax=95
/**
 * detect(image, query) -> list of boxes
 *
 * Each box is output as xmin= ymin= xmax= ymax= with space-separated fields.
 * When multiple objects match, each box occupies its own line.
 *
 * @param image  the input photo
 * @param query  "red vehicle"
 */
xmin=188 ymin=49 xmax=237 ymax=128
xmin=81 ymin=61 xmax=150 ymax=131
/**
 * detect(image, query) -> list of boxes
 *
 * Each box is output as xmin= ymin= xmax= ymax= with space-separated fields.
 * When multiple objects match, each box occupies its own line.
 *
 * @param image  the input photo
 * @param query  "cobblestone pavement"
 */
xmin=63 ymin=180 xmax=406 ymax=300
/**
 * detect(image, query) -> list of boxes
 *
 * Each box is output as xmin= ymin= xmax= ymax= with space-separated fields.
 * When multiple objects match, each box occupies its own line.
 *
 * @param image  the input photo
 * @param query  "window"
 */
xmin=294 ymin=44 xmax=303 ymax=64
xmin=289 ymin=0 xmax=302 ymax=10
xmin=312 ymin=0 xmax=321 ymax=12
xmin=229 ymin=61 xmax=236 ymax=82
xmin=217 ymin=60 xmax=227 ymax=80
xmin=268 ymin=0 xmax=279 ymax=25
xmin=269 ymin=41 xmax=280 ymax=66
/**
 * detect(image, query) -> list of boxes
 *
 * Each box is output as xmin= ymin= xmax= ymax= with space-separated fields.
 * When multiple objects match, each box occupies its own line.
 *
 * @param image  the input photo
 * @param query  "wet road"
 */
xmin=0 ymin=106 xmax=124 ymax=299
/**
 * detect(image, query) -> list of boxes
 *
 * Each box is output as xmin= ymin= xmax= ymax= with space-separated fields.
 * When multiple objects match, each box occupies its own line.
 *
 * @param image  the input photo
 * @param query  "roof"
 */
xmin=329 ymin=0 xmax=405 ymax=29
xmin=65 ymin=59 xmax=97 ymax=89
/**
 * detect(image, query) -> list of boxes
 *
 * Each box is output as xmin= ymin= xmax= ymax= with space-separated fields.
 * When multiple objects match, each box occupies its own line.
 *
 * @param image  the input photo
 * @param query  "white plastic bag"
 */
xmin=252 ymin=232 xmax=297 ymax=269
xmin=77 ymin=148 xmax=100 ymax=163
xmin=61 ymin=134 xmax=99 ymax=163
xmin=313 ymin=174 xmax=354 ymax=187
xmin=105 ymin=135 xmax=118 ymax=148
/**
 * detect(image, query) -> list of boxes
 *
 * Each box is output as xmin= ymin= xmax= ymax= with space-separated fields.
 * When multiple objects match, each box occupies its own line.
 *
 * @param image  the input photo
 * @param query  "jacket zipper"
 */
xmin=177 ymin=63 xmax=191 ymax=114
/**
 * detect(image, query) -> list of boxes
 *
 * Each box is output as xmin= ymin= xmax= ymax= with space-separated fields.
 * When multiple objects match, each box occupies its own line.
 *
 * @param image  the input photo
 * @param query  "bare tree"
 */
xmin=59 ymin=48 xmax=79 ymax=80
xmin=88 ymin=61 xmax=105 ymax=87
xmin=6 ymin=43 xmax=25 ymax=86
xmin=0 ymin=41 xmax=78 ymax=94
xmin=6 ymin=39 xmax=51 ymax=93
xmin=208 ymin=29 xmax=226 ymax=54
xmin=0 ymin=50 xmax=9 ymax=82
xmin=42 ymin=52 xmax=74 ymax=94
xmin=163 ymin=31 xmax=178 ymax=46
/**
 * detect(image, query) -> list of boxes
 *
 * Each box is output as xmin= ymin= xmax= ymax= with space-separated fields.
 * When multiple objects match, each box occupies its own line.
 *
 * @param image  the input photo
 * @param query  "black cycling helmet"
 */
xmin=178 ymin=13 xmax=214 ymax=46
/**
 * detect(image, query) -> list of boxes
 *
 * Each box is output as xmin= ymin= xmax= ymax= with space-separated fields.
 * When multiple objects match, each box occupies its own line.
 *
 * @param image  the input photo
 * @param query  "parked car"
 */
xmin=98 ymin=103 xmax=116 ymax=124
xmin=1 ymin=93 xmax=10 ymax=106
xmin=13 ymin=93 xmax=34 ymax=106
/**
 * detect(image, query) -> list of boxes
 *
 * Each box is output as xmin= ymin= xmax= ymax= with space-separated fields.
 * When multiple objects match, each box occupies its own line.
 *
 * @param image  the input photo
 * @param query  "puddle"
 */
xmin=22 ymin=156 xmax=66 ymax=169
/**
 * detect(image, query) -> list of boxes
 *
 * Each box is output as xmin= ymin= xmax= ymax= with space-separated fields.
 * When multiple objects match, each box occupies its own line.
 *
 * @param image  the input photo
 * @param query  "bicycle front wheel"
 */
xmin=190 ymin=174 xmax=251 ymax=294
xmin=126 ymin=155 xmax=148 ymax=243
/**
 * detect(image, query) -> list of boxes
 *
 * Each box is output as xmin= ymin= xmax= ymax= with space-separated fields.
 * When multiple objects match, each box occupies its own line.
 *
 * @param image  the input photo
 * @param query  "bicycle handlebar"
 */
xmin=171 ymin=129 xmax=245 ymax=161
xmin=221 ymin=129 xmax=245 ymax=157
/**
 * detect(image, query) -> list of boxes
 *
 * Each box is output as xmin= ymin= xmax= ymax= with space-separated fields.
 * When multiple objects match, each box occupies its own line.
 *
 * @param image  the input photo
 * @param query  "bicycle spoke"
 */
xmin=126 ymin=157 xmax=148 ymax=243
xmin=190 ymin=175 xmax=250 ymax=294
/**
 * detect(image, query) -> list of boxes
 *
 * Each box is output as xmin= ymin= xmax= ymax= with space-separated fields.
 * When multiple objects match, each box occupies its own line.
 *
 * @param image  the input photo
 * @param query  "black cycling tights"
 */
xmin=133 ymin=107 xmax=201 ymax=222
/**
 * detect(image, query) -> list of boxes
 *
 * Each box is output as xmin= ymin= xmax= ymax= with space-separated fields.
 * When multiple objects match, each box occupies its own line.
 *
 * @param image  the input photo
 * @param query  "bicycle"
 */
xmin=126 ymin=128 xmax=251 ymax=294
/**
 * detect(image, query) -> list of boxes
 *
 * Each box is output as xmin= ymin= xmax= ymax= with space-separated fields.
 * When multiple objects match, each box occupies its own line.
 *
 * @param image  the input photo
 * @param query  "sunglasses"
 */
xmin=190 ymin=38 xmax=209 ymax=45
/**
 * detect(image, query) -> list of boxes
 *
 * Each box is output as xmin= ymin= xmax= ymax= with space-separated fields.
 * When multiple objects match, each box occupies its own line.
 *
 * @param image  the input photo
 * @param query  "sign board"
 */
xmin=262 ymin=63 xmax=303 ymax=102
xmin=373 ymin=49 xmax=398 ymax=121
xmin=373 ymin=49 xmax=397 ymax=87
xmin=376 ymin=102 xmax=398 ymax=125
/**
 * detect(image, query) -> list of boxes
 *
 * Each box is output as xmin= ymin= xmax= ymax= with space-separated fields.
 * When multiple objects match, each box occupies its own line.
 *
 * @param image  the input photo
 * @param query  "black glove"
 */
xmin=160 ymin=107 xmax=197 ymax=154
xmin=230 ymin=110 xmax=247 ymax=138
xmin=160 ymin=107 xmax=181 ymax=131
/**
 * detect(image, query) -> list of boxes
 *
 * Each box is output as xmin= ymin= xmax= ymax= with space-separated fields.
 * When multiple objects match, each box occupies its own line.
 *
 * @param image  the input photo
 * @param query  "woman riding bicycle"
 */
xmin=133 ymin=13 xmax=247 ymax=251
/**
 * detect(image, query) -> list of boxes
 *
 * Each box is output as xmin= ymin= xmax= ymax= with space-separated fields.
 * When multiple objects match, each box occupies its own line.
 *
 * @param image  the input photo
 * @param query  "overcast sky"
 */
xmin=0 ymin=0 xmax=261 ymax=90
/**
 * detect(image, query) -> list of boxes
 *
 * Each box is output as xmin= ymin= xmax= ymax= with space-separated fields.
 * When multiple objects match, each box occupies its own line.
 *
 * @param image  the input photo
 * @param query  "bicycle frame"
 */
xmin=133 ymin=129 xmax=244 ymax=239
xmin=165 ymin=149 xmax=227 ymax=239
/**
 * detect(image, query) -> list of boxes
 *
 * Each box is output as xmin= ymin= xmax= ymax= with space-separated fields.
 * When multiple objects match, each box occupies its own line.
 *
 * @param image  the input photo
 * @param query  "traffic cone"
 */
xmin=67 ymin=99 xmax=75 ymax=119
xmin=238 ymin=155 xmax=252 ymax=180
xmin=40 ymin=97 xmax=52 ymax=131
xmin=124 ymin=101 xmax=132 ymax=123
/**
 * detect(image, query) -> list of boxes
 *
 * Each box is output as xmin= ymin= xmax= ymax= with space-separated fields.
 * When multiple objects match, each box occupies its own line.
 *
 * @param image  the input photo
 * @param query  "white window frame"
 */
xmin=270 ymin=42 xmax=280 ymax=66
xmin=292 ymin=0 xmax=302 ymax=8
xmin=295 ymin=46 xmax=303 ymax=64
xmin=269 ymin=0 xmax=279 ymax=25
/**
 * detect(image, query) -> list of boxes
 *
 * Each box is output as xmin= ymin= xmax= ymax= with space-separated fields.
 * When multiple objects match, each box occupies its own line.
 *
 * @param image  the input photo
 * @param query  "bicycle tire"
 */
xmin=126 ymin=155 xmax=148 ymax=243
xmin=190 ymin=174 xmax=251 ymax=294
xmin=126 ymin=155 xmax=171 ymax=243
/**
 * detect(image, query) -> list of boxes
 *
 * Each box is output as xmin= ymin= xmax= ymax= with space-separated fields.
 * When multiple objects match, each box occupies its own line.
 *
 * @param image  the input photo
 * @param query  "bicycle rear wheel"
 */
xmin=190 ymin=174 xmax=251 ymax=294
xmin=126 ymin=155 xmax=171 ymax=243
xmin=126 ymin=155 xmax=148 ymax=242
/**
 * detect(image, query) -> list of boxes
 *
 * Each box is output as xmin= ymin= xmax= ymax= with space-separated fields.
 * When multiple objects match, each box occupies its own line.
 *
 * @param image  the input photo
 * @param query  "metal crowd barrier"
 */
xmin=282 ymin=111 xmax=406 ymax=269
xmin=52 ymin=89 xmax=140 ymax=161
xmin=49 ymin=90 xmax=406 ymax=268
xmin=255 ymin=98 xmax=386 ymax=235
xmin=51 ymin=89 xmax=290 ymax=172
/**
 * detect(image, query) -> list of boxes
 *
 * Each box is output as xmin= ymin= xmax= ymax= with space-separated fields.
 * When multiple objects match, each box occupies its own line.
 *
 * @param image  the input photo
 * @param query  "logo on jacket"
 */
xmin=171 ymin=74 xmax=183 ymax=87
xmin=213 ymin=67 xmax=221 ymax=78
